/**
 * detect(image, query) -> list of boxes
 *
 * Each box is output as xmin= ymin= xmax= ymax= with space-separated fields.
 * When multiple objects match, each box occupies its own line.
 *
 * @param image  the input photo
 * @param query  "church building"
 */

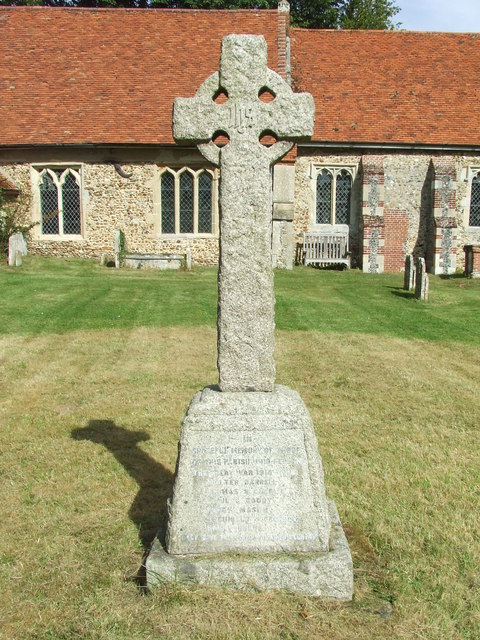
xmin=1 ymin=3 xmax=480 ymax=273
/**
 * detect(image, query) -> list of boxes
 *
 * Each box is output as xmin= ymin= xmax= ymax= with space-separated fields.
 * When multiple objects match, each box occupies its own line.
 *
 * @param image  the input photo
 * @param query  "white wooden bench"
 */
xmin=302 ymin=230 xmax=350 ymax=269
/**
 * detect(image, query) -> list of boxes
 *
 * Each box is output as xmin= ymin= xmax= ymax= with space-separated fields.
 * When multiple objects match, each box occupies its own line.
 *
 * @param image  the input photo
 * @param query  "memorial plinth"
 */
xmin=146 ymin=34 xmax=353 ymax=599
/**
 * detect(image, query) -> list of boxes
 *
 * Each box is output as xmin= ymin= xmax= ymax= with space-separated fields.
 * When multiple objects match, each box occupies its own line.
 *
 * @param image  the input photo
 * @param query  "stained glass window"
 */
xmin=470 ymin=173 xmax=480 ymax=226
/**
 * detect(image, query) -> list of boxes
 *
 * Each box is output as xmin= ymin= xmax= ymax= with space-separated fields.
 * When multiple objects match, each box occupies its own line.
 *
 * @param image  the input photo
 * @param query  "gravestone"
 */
xmin=8 ymin=232 xmax=27 ymax=266
xmin=113 ymin=229 xmax=122 ymax=268
xmin=415 ymin=257 xmax=429 ymax=300
xmin=146 ymin=35 xmax=353 ymax=599
xmin=403 ymin=254 xmax=415 ymax=291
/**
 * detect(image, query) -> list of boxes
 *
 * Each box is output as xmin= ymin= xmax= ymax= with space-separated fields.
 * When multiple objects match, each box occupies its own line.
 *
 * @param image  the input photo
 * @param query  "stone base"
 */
xmin=146 ymin=500 xmax=353 ymax=600
xmin=164 ymin=385 xmax=332 ymax=555
xmin=145 ymin=384 xmax=353 ymax=599
xmin=123 ymin=253 xmax=184 ymax=270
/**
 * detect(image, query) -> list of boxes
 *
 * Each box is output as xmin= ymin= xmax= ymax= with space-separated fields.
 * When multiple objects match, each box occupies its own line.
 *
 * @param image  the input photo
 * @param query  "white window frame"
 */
xmin=159 ymin=167 xmax=219 ymax=237
xmin=310 ymin=163 xmax=357 ymax=230
xmin=31 ymin=164 xmax=84 ymax=239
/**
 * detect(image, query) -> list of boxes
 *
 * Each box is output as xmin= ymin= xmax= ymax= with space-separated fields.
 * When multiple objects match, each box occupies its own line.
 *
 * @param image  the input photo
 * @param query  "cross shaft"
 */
xmin=173 ymin=35 xmax=314 ymax=392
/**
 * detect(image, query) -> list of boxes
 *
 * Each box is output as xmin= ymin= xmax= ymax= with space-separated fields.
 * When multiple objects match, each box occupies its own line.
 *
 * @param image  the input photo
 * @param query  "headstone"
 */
xmin=414 ymin=257 xmax=429 ymax=300
xmin=146 ymin=35 xmax=353 ymax=599
xmin=8 ymin=232 xmax=27 ymax=266
xmin=113 ymin=229 xmax=122 ymax=268
xmin=403 ymin=254 xmax=415 ymax=291
xmin=185 ymin=248 xmax=192 ymax=271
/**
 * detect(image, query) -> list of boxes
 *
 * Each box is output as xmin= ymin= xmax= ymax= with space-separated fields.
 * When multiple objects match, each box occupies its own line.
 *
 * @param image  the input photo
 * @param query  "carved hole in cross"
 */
xmin=259 ymin=130 xmax=278 ymax=147
xmin=258 ymin=87 xmax=276 ymax=103
xmin=213 ymin=89 xmax=229 ymax=104
xmin=212 ymin=130 xmax=230 ymax=147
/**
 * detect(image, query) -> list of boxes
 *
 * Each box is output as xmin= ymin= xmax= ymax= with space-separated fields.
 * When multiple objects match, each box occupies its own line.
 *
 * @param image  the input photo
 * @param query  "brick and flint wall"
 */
xmin=294 ymin=149 xmax=480 ymax=272
xmin=2 ymin=148 xmax=480 ymax=271
xmin=430 ymin=157 xmax=458 ymax=275
xmin=361 ymin=156 xmax=385 ymax=273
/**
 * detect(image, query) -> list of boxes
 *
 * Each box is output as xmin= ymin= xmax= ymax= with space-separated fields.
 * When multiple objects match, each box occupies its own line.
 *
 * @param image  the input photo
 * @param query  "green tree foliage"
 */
xmin=0 ymin=0 xmax=400 ymax=29
xmin=0 ymin=187 xmax=36 ymax=256
xmin=339 ymin=0 xmax=400 ymax=29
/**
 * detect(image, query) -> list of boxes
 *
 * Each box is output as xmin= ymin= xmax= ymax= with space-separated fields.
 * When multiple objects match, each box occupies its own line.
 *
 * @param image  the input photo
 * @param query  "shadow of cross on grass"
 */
xmin=71 ymin=420 xmax=173 ymax=549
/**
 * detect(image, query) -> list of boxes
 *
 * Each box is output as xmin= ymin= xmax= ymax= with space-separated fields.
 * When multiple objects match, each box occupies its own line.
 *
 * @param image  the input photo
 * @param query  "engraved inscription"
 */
xmin=178 ymin=429 xmax=320 ymax=550
xmin=228 ymin=104 xmax=256 ymax=134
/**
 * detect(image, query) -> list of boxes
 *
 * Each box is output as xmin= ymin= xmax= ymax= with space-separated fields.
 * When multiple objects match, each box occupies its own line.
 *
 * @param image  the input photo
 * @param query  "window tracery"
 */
xmin=160 ymin=168 xmax=216 ymax=235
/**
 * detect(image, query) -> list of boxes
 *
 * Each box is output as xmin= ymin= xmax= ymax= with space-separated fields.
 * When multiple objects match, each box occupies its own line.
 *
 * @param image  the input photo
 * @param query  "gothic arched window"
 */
xmin=469 ymin=172 xmax=480 ymax=226
xmin=160 ymin=168 xmax=217 ymax=235
xmin=315 ymin=167 xmax=353 ymax=225
xmin=37 ymin=167 xmax=82 ymax=236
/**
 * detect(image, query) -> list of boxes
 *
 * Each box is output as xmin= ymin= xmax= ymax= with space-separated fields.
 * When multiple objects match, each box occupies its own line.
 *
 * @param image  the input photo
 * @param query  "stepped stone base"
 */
xmin=145 ymin=385 xmax=353 ymax=599
xmin=146 ymin=500 xmax=353 ymax=599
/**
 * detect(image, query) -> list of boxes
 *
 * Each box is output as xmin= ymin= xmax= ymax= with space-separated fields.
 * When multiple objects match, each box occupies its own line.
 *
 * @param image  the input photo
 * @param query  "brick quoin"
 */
xmin=384 ymin=210 xmax=408 ymax=272
xmin=277 ymin=0 xmax=289 ymax=80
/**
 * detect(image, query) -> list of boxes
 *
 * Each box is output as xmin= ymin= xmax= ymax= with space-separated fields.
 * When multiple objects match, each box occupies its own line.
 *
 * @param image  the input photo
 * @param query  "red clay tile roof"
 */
xmin=2 ymin=9 xmax=480 ymax=148
xmin=0 ymin=172 xmax=19 ymax=193
xmin=0 ymin=7 xmax=280 ymax=146
xmin=291 ymin=28 xmax=480 ymax=147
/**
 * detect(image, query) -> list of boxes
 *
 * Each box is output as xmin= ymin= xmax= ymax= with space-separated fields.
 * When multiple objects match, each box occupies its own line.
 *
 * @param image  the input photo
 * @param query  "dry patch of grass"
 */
xmin=1 ymin=325 xmax=479 ymax=639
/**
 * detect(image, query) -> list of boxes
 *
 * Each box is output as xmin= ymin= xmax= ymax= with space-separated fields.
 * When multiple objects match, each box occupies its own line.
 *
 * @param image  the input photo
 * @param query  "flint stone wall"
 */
xmin=0 ymin=156 xmax=219 ymax=265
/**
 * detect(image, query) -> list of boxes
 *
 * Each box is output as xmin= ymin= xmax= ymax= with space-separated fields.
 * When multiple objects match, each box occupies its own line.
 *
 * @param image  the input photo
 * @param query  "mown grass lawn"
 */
xmin=1 ymin=256 xmax=479 ymax=640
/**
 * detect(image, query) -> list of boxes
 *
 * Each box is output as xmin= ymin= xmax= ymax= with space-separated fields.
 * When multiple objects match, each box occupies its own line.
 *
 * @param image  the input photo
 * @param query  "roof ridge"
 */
xmin=0 ymin=5 xmax=277 ymax=13
xmin=291 ymin=26 xmax=480 ymax=36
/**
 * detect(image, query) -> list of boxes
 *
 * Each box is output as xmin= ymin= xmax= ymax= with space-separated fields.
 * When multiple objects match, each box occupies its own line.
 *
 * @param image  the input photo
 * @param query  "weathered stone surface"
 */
xmin=404 ymin=254 xmax=415 ymax=290
xmin=165 ymin=385 xmax=330 ymax=555
xmin=8 ymin=232 xmax=27 ymax=266
xmin=147 ymin=500 xmax=353 ymax=600
xmin=123 ymin=253 xmax=183 ymax=270
xmin=173 ymin=34 xmax=314 ymax=392
xmin=146 ymin=34 xmax=353 ymax=599
xmin=113 ymin=229 xmax=122 ymax=268
xmin=415 ymin=256 xmax=429 ymax=300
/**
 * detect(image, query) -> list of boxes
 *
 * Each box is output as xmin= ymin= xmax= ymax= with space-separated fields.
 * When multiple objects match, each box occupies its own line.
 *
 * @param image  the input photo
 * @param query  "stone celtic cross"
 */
xmin=174 ymin=35 xmax=314 ymax=392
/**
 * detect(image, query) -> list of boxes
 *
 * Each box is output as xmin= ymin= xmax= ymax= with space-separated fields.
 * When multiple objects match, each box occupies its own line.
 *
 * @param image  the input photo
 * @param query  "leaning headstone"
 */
xmin=403 ymin=254 xmax=415 ymax=291
xmin=8 ymin=232 xmax=27 ymax=266
xmin=415 ymin=257 xmax=429 ymax=300
xmin=146 ymin=35 xmax=353 ymax=599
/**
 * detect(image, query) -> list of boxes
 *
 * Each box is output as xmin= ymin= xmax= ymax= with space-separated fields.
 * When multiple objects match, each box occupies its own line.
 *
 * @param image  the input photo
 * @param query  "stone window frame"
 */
xmin=31 ymin=164 xmax=84 ymax=240
xmin=158 ymin=166 xmax=219 ymax=237
xmin=465 ymin=166 xmax=480 ymax=228
xmin=309 ymin=163 xmax=357 ymax=230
